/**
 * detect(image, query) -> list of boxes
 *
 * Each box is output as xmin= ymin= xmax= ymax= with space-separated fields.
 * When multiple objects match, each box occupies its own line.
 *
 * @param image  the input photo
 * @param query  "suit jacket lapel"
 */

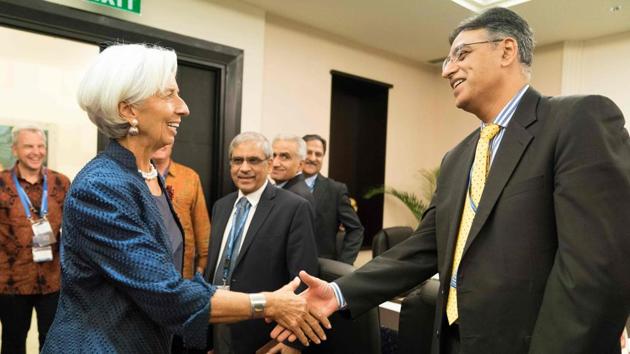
xmin=463 ymin=88 xmax=539 ymax=254
xmin=312 ymin=174 xmax=325 ymax=199
xmin=233 ymin=184 xmax=276 ymax=269
xmin=209 ymin=194 xmax=237 ymax=271
xmin=283 ymin=174 xmax=305 ymax=190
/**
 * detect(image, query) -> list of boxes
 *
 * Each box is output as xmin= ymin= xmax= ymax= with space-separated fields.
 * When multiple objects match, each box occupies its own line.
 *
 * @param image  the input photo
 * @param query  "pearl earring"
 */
xmin=128 ymin=118 xmax=139 ymax=136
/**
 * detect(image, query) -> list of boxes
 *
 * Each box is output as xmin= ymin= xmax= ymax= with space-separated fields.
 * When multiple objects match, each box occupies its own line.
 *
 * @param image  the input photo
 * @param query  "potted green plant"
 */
xmin=364 ymin=167 xmax=439 ymax=225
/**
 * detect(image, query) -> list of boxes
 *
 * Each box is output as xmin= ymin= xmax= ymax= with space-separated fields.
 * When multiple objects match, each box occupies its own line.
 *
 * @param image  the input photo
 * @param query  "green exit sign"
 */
xmin=87 ymin=0 xmax=141 ymax=14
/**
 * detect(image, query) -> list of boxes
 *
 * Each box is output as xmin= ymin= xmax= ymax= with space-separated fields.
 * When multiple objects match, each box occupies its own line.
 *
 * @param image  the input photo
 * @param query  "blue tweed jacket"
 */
xmin=42 ymin=141 xmax=215 ymax=353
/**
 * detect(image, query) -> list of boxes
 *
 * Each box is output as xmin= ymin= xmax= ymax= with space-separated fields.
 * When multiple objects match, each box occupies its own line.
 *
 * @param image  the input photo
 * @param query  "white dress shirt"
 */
xmin=213 ymin=180 xmax=268 ymax=278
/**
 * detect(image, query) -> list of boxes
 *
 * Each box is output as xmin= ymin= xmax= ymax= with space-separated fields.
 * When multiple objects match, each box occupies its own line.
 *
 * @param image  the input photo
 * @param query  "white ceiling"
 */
xmin=237 ymin=0 xmax=630 ymax=64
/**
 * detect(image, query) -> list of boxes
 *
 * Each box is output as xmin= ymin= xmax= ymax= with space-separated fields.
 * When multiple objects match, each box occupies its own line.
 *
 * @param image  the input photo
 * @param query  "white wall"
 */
xmin=580 ymin=31 xmax=630 ymax=129
xmin=530 ymin=35 xmax=629 ymax=129
xmin=0 ymin=26 xmax=98 ymax=178
xmin=531 ymin=42 xmax=563 ymax=97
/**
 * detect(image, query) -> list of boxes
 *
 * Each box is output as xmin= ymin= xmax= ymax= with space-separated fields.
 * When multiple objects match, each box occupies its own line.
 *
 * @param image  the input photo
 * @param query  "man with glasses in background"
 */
xmin=204 ymin=132 xmax=318 ymax=354
xmin=273 ymin=7 xmax=630 ymax=354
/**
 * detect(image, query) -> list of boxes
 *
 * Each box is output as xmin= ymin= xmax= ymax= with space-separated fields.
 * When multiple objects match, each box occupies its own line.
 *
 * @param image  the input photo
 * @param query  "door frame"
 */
xmin=0 ymin=0 xmax=242 ymax=200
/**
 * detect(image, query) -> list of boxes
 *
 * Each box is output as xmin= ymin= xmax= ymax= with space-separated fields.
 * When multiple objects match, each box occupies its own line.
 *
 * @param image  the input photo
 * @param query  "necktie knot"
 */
xmin=236 ymin=197 xmax=250 ymax=210
xmin=480 ymin=123 xmax=501 ymax=141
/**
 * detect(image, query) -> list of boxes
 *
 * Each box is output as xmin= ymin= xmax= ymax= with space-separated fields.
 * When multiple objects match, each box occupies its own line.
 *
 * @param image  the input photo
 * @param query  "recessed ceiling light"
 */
xmin=451 ymin=0 xmax=532 ymax=13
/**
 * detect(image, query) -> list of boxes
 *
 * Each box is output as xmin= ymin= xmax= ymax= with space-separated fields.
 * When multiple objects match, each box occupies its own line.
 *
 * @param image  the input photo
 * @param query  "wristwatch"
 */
xmin=249 ymin=293 xmax=266 ymax=319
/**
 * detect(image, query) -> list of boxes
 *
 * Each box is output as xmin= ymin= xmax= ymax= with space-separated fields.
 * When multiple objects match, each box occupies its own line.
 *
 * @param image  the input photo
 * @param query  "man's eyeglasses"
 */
xmin=230 ymin=156 xmax=267 ymax=166
xmin=442 ymin=39 xmax=504 ymax=71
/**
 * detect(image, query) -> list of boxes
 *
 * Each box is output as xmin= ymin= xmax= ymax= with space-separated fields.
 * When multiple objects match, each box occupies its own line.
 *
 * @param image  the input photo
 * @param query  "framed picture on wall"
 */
xmin=0 ymin=121 xmax=52 ymax=171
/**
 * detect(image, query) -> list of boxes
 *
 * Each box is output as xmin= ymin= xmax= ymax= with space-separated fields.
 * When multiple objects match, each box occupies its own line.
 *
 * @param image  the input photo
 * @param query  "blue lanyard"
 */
xmin=221 ymin=201 xmax=250 ymax=283
xmin=467 ymin=169 xmax=478 ymax=213
xmin=12 ymin=168 xmax=48 ymax=221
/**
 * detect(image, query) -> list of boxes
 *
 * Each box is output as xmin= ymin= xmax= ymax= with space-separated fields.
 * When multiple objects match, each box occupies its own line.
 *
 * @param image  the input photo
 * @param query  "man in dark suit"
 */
xmin=274 ymin=8 xmax=630 ymax=354
xmin=270 ymin=134 xmax=315 ymax=206
xmin=205 ymin=132 xmax=319 ymax=354
xmin=302 ymin=134 xmax=364 ymax=265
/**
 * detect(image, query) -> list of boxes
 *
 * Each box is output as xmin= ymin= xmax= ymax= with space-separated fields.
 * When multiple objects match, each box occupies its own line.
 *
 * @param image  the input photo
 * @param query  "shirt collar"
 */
xmin=13 ymin=162 xmax=44 ymax=185
xmin=237 ymin=180 xmax=268 ymax=208
xmin=483 ymin=84 xmax=530 ymax=129
xmin=164 ymin=160 xmax=176 ymax=178
xmin=304 ymin=174 xmax=318 ymax=189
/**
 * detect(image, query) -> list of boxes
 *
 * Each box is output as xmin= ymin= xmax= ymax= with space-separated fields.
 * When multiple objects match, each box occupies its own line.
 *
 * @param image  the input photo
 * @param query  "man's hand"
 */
xmin=270 ymin=271 xmax=339 ymax=343
xmin=263 ymin=276 xmax=330 ymax=346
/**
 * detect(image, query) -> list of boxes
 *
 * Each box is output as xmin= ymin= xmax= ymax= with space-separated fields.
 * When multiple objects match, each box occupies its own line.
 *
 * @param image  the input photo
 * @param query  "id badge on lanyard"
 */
xmin=32 ymin=244 xmax=53 ymax=263
xmin=12 ymin=168 xmax=55 ymax=263
xmin=32 ymin=218 xmax=56 ymax=247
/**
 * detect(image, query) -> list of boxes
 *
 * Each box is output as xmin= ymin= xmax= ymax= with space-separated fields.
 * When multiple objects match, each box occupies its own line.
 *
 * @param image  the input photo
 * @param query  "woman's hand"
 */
xmin=262 ymin=277 xmax=330 ymax=346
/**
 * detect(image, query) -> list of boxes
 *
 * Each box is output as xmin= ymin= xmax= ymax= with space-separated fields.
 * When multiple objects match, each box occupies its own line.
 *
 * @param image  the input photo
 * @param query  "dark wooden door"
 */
xmin=171 ymin=62 xmax=220 ymax=213
xmin=329 ymin=71 xmax=391 ymax=247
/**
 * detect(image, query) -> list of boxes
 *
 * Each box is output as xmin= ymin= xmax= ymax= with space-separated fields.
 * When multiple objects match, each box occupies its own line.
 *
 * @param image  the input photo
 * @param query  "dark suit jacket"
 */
xmin=282 ymin=173 xmax=315 ymax=205
xmin=336 ymin=88 xmax=630 ymax=354
xmin=312 ymin=174 xmax=364 ymax=264
xmin=205 ymin=183 xmax=319 ymax=354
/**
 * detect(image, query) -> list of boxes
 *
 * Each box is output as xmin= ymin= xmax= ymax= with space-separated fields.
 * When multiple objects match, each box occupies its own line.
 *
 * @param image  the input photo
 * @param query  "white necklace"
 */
xmin=138 ymin=164 xmax=158 ymax=180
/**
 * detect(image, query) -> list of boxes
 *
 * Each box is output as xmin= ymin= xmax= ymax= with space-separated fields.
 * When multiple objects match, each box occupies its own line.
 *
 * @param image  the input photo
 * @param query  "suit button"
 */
xmin=436 ymin=329 xmax=440 ymax=338
xmin=231 ymin=278 xmax=237 ymax=283
xmin=440 ymin=289 xmax=445 ymax=295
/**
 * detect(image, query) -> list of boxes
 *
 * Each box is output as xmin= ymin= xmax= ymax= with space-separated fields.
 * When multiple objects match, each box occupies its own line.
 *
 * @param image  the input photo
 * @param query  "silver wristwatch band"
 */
xmin=249 ymin=293 xmax=266 ymax=319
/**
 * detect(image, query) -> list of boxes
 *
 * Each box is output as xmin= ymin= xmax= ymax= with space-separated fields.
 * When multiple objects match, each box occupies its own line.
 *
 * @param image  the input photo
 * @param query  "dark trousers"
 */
xmin=171 ymin=334 xmax=208 ymax=354
xmin=443 ymin=323 xmax=460 ymax=354
xmin=0 ymin=292 xmax=59 ymax=354
xmin=212 ymin=324 xmax=235 ymax=354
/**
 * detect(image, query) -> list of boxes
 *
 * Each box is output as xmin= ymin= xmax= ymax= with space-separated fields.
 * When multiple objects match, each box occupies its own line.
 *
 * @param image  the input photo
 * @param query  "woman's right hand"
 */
xmin=262 ymin=277 xmax=330 ymax=346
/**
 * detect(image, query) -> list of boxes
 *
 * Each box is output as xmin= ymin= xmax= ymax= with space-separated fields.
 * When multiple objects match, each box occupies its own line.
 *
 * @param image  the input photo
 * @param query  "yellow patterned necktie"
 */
xmin=446 ymin=123 xmax=501 ymax=325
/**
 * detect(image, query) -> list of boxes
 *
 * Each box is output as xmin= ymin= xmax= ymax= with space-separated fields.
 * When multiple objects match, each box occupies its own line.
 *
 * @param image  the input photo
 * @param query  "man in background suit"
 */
xmin=205 ymin=132 xmax=318 ymax=354
xmin=302 ymin=134 xmax=363 ymax=265
xmin=270 ymin=134 xmax=315 ymax=206
xmin=274 ymin=7 xmax=630 ymax=354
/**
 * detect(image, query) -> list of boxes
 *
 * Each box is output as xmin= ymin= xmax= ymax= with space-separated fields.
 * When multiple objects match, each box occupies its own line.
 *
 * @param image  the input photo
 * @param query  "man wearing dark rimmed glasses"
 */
xmin=275 ymin=7 xmax=630 ymax=354
xmin=204 ymin=131 xmax=318 ymax=354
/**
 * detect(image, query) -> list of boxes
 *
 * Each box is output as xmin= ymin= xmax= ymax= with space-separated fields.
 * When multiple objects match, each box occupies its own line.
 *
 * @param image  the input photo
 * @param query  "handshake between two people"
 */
xmin=259 ymin=271 xmax=340 ymax=353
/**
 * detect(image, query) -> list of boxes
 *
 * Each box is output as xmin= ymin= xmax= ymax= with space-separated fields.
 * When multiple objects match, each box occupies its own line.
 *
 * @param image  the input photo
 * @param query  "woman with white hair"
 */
xmin=42 ymin=44 xmax=328 ymax=353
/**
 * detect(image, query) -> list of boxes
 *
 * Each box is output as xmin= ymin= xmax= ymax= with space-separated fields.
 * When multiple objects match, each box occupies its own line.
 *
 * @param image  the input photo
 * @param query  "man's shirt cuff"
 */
xmin=330 ymin=282 xmax=347 ymax=310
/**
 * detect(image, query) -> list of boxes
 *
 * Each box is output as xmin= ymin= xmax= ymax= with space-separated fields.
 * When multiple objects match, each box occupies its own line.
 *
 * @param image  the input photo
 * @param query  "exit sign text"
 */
xmin=87 ymin=0 xmax=141 ymax=14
